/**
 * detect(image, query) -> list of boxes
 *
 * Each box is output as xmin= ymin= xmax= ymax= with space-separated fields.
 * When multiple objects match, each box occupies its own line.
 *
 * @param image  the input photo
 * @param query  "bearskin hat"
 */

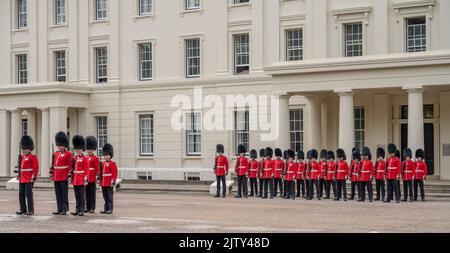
xmin=395 ymin=149 xmax=400 ymax=158
xmin=362 ymin=147 xmax=372 ymax=160
xmin=259 ymin=148 xmax=266 ymax=158
xmin=319 ymin=149 xmax=327 ymax=159
xmin=72 ymin=135 xmax=86 ymax=150
xmin=306 ymin=150 xmax=312 ymax=160
xmin=387 ymin=143 xmax=397 ymax=154
xmin=102 ymin=143 xmax=114 ymax=157
xmin=336 ymin=149 xmax=346 ymax=160
xmin=310 ymin=149 xmax=318 ymax=159
xmin=415 ymin=149 xmax=425 ymax=159
xmin=20 ymin=135 xmax=34 ymax=151
xmin=352 ymin=149 xmax=361 ymax=160
xmin=403 ymin=148 xmax=412 ymax=158
xmin=297 ymin=150 xmax=305 ymax=160
xmin=327 ymin=150 xmax=335 ymax=160
xmin=216 ymin=144 xmax=224 ymax=154
xmin=250 ymin=149 xmax=257 ymax=159
xmin=85 ymin=136 xmax=98 ymax=151
xmin=283 ymin=150 xmax=288 ymax=160
xmin=275 ymin=148 xmax=282 ymax=158
xmin=55 ymin=131 xmax=69 ymax=147
xmin=265 ymin=147 xmax=273 ymax=158
xmin=376 ymin=148 xmax=385 ymax=159
xmin=287 ymin=149 xmax=295 ymax=159
xmin=238 ymin=144 xmax=246 ymax=155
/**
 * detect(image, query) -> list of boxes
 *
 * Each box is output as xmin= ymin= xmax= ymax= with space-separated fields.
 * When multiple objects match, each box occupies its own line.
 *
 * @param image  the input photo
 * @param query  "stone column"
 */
xmin=40 ymin=108 xmax=50 ymax=178
xmin=78 ymin=108 xmax=89 ymax=136
xmin=10 ymin=109 xmax=22 ymax=175
xmin=275 ymin=95 xmax=291 ymax=150
xmin=49 ymin=106 xmax=68 ymax=147
xmin=307 ymin=97 xmax=322 ymax=149
xmin=0 ymin=109 xmax=11 ymax=177
xmin=321 ymin=100 xmax=328 ymax=149
xmin=406 ymin=87 xmax=425 ymax=152
xmin=336 ymin=90 xmax=354 ymax=161
xmin=27 ymin=109 xmax=37 ymax=141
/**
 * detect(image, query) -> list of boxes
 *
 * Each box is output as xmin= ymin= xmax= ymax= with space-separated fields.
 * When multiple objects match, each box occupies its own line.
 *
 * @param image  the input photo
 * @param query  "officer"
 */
xmin=349 ymin=149 xmax=361 ymax=201
xmin=318 ymin=150 xmax=328 ymax=199
xmin=262 ymin=147 xmax=274 ymax=199
xmin=257 ymin=149 xmax=266 ymax=198
xmin=324 ymin=151 xmax=336 ymax=200
xmin=16 ymin=135 xmax=39 ymax=216
xmin=307 ymin=149 xmax=320 ymax=200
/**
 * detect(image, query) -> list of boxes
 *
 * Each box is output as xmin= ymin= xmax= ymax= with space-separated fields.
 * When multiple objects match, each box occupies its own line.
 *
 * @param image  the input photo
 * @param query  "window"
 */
xmin=139 ymin=114 xmax=154 ymax=156
xmin=186 ymin=0 xmax=200 ymax=10
xmin=406 ymin=17 xmax=426 ymax=52
xmin=186 ymin=112 xmax=201 ymax=155
xmin=55 ymin=51 xmax=66 ymax=82
xmin=354 ymin=106 xmax=365 ymax=151
xmin=401 ymin=105 xmax=434 ymax=119
xmin=96 ymin=116 xmax=108 ymax=155
xmin=96 ymin=0 xmax=107 ymax=20
xmin=286 ymin=29 xmax=303 ymax=61
xmin=344 ymin=23 xmax=363 ymax=57
xmin=17 ymin=54 xmax=27 ymax=84
xmin=290 ymin=109 xmax=304 ymax=152
xmin=21 ymin=119 xmax=28 ymax=136
xmin=17 ymin=0 xmax=27 ymax=28
xmin=55 ymin=0 xmax=66 ymax=24
xmin=95 ymin=47 xmax=108 ymax=83
xmin=185 ymin=38 xmax=200 ymax=78
xmin=235 ymin=110 xmax=249 ymax=155
xmin=139 ymin=0 xmax=152 ymax=15
xmin=234 ymin=0 xmax=249 ymax=4
xmin=233 ymin=34 xmax=250 ymax=75
xmin=139 ymin=43 xmax=152 ymax=80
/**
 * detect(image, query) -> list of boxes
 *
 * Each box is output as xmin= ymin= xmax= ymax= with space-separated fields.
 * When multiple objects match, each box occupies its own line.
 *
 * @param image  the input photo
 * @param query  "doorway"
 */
xmin=400 ymin=123 xmax=434 ymax=175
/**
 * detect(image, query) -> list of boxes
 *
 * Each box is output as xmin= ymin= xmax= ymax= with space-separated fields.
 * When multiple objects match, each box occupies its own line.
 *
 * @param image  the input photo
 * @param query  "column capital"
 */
xmin=403 ymin=84 xmax=425 ymax=93
xmin=334 ymin=88 xmax=353 ymax=95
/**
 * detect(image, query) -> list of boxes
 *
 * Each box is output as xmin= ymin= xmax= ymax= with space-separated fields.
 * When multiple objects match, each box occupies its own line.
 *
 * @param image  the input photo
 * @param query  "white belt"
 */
xmin=89 ymin=168 xmax=96 ymax=171
xmin=239 ymin=166 xmax=246 ymax=168
xmin=388 ymin=167 xmax=398 ymax=170
xmin=216 ymin=166 xmax=224 ymax=168
xmin=287 ymin=171 xmax=294 ymax=174
xmin=352 ymin=173 xmax=359 ymax=175
xmin=21 ymin=168 xmax=33 ymax=172
xmin=361 ymin=171 xmax=370 ymax=173
xmin=275 ymin=169 xmax=282 ymax=171
xmin=337 ymin=170 xmax=346 ymax=173
xmin=327 ymin=171 xmax=335 ymax=173
xmin=103 ymin=174 xmax=112 ymax=176
xmin=311 ymin=170 xmax=318 ymax=173
xmin=54 ymin=166 xmax=68 ymax=169
xmin=404 ymin=171 xmax=413 ymax=173
xmin=250 ymin=169 xmax=258 ymax=171
xmin=73 ymin=171 xmax=85 ymax=174
xmin=377 ymin=170 xmax=385 ymax=173
xmin=264 ymin=169 xmax=271 ymax=171
xmin=416 ymin=170 xmax=424 ymax=173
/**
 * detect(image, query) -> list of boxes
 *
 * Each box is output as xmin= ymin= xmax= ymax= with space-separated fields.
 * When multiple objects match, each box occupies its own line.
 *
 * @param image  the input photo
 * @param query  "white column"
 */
xmin=275 ymin=95 xmax=291 ymax=150
xmin=78 ymin=108 xmax=89 ymax=136
xmin=0 ymin=109 xmax=11 ymax=176
xmin=49 ymin=107 xmax=68 ymax=146
xmin=10 ymin=109 xmax=22 ymax=175
xmin=307 ymin=97 xmax=322 ymax=149
xmin=321 ymin=100 xmax=328 ymax=149
xmin=337 ymin=90 xmax=354 ymax=161
xmin=40 ymin=108 xmax=50 ymax=178
xmin=407 ymin=87 xmax=425 ymax=152
xmin=27 ymin=109 xmax=37 ymax=141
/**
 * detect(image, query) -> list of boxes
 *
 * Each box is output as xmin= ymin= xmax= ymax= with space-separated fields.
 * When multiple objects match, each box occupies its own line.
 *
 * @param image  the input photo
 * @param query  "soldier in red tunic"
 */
xmin=100 ymin=144 xmax=118 ymax=214
xmin=262 ymin=147 xmax=275 ymax=199
xmin=414 ymin=149 xmax=427 ymax=201
xmin=318 ymin=150 xmax=327 ymax=199
xmin=234 ymin=144 xmax=249 ymax=198
xmin=214 ymin=144 xmax=229 ymax=198
xmin=402 ymin=148 xmax=415 ymax=202
xmin=324 ymin=151 xmax=336 ymax=200
xmin=386 ymin=144 xmax=401 ymax=203
xmin=374 ymin=148 xmax=387 ymax=201
xmin=257 ymin=149 xmax=265 ymax=197
xmin=71 ymin=135 xmax=89 ymax=216
xmin=282 ymin=150 xmax=289 ymax=198
xmin=248 ymin=150 xmax=259 ymax=197
xmin=307 ymin=149 xmax=320 ymax=200
xmin=359 ymin=147 xmax=374 ymax=202
xmin=51 ymin=132 xmax=72 ymax=215
xmin=16 ymin=135 xmax=39 ymax=216
xmin=304 ymin=150 xmax=312 ymax=199
xmin=349 ymin=149 xmax=361 ymax=200
xmin=296 ymin=151 xmax=306 ymax=198
xmin=273 ymin=148 xmax=284 ymax=198
xmin=334 ymin=149 xmax=349 ymax=201
xmin=85 ymin=136 xmax=100 ymax=213
xmin=284 ymin=150 xmax=298 ymax=200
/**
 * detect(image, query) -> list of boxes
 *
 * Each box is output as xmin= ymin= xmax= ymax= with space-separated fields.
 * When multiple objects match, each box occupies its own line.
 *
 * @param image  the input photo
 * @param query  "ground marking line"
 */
xmin=121 ymin=216 xmax=211 ymax=223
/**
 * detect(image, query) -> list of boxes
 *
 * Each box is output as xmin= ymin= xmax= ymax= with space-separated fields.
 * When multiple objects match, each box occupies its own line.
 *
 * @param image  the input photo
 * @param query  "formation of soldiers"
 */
xmin=14 ymin=132 xmax=118 ymax=216
xmin=214 ymin=144 xmax=428 ymax=203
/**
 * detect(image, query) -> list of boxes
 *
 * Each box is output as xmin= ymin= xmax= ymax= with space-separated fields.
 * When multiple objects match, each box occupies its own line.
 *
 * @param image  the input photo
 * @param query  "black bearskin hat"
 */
xmin=387 ymin=143 xmax=397 ymax=154
xmin=287 ymin=149 xmax=295 ymax=159
xmin=259 ymin=148 xmax=266 ymax=158
xmin=72 ymin=135 xmax=86 ymax=150
xmin=250 ymin=149 xmax=257 ymax=159
xmin=403 ymin=148 xmax=412 ymax=158
xmin=395 ymin=149 xmax=400 ymax=158
xmin=283 ymin=150 xmax=288 ymax=160
xmin=306 ymin=150 xmax=312 ymax=160
xmin=275 ymin=148 xmax=282 ymax=157
xmin=336 ymin=149 xmax=346 ymax=160
xmin=362 ymin=147 xmax=372 ymax=160
xmin=85 ymin=136 xmax=98 ymax=151
xmin=297 ymin=150 xmax=305 ymax=160
xmin=216 ymin=144 xmax=224 ymax=154
xmin=415 ymin=149 xmax=425 ymax=159
xmin=376 ymin=148 xmax=385 ymax=159
xmin=310 ymin=149 xmax=318 ymax=159
xmin=352 ymin=149 xmax=361 ymax=160
xmin=265 ymin=147 xmax=273 ymax=158
xmin=20 ymin=135 xmax=34 ymax=151
xmin=238 ymin=144 xmax=246 ymax=154
xmin=320 ymin=149 xmax=328 ymax=159
xmin=327 ymin=150 xmax=335 ymax=160
xmin=102 ymin=143 xmax=114 ymax=157
xmin=55 ymin=131 xmax=69 ymax=147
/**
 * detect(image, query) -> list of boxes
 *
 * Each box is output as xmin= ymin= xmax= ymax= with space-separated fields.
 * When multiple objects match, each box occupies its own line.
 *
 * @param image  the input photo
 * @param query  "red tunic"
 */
xmin=350 ymin=161 xmax=360 ymax=182
xmin=87 ymin=154 xmax=100 ymax=183
xmin=285 ymin=162 xmax=298 ymax=181
xmin=309 ymin=162 xmax=320 ymax=180
xmin=325 ymin=161 xmax=336 ymax=181
xmin=386 ymin=157 xmax=402 ymax=180
xmin=359 ymin=159 xmax=374 ymax=182
xmin=248 ymin=160 xmax=259 ymax=178
xmin=262 ymin=159 xmax=274 ymax=179
xmin=51 ymin=150 xmax=72 ymax=182
xmin=374 ymin=160 xmax=386 ymax=180
xmin=336 ymin=160 xmax=349 ymax=180
xmin=319 ymin=161 xmax=327 ymax=179
xmin=214 ymin=155 xmax=229 ymax=176
xmin=72 ymin=154 xmax=89 ymax=186
xmin=296 ymin=162 xmax=305 ymax=180
xmin=19 ymin=153 xmax=39 ymax=183
xmin=414 ymin=161 xmax=428 ymax=180
xmin=273 ymin=159 xmax=284 ymax=179
xmin=402 ymin=160 xmax=416 ymax=181
xmin=258 ymin=159 xmax=265 ymax=179
xmin=234 ymin=156 xmax=249 ymax=176
xmin=101 ymin=160 xmax=118 ymax=187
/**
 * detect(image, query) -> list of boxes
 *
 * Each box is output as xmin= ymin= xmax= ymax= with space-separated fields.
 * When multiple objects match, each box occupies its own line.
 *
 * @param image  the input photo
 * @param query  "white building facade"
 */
xmin=1 ymin=0 xmax=450 ymax=180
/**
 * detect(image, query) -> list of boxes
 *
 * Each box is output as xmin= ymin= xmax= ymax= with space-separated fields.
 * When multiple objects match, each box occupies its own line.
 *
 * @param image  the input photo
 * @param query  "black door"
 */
xmin=424 ymin=123 xmax=434 ymax=175
xmin=400 ymin=124 xmax=408 ymax=161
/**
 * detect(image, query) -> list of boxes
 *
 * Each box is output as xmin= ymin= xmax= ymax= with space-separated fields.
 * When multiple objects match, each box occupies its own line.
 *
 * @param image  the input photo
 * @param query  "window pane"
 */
xmin=186 ymin=38 xmax=200 ymax=78
xmin=235 ymin=111 xmax=249 ymax=155
xmin=96 ymin=0 xmax=107 ymax=20
xmin=139 ymin=0 xmax=152 ymax=15
xmin=139 ymin=43 xmax=152 ymax=80
xmin=344 ymin=23 xmax=363 ymax=57
xmin=406 ymin=17 xmax=426 ymax=52
xmin=55 ymin=51 xmax=66 ymax=82
xmin=96 ymin=116 xmax=108 ymax=155
xmin=17 ymin=54 xmax=27 ymax=84
xmin=354 ymin=107 xmax=365 ymax=149
xmin=55 ymin=0 xmax=66 ymax=24
xmin=96 ymin=47 xmax=108 ymax=83
xmin=140 ymin=114 xmax=154 ymax=155
xmin=286 ymin=29 xmax=303 ymax=61
xmin=17 ymin=0 xmax=27 ymax=28
xmin=234 ymin=34 xmax=249 ymax=75
xmin=290 ymin=109 xmax=304 ymax=152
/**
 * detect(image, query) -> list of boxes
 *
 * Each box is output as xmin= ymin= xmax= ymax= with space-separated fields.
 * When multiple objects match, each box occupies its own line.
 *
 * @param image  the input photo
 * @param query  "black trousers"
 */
xmin=54 ymin=181 xmax=69 ymax=212
xmin=318 ymin=179 xmax=325 ymax=198
xmin=403 ymin=180 xmax=413 ymax=201
xmin=397 ymin=180 xmax=402 ymax=200
xmin=413 ymin=180 xmax=425 ymax=201
xmin=285 ymin=181 xmax=295 ymax=198
xmin=73 ymin=185 xmax=85 ymax=213
xmin=283 ymin=180 xmax=288 ymax=197
xmin=305 ymin=180 xmax=311 ymax=198
xmin=335 ymin=180 xmax=347 ymax=200
xmin=86 ymin=182 xmax=97 ymax=211
xmin=375 ymin=179 xmax=386 ymax=200
xmin=273 ymin=178 xmax=283 ymax=197
xmin=236 ymin=175 xmax=248 ymax=197
xmin=19 ymin=183 xmax=34 ymax=213
xmin=387 ymin=179 xmax=400 ymax=202
xmin=360 ymin=181 xmax=373 ymax=201
xmin=308 ymin=179 xmax=320 ymax=199
xmin=262 ymin=178 xmax=274 ymax=198
xmin=296 ymin=179 xmax=306 ymax=197
xmin=258 ymin=178 xmax=263 ymax=197
xmin=216 ymin=176 xmax=226 ymax=197
xmin=324 ymin=180 xmax=336 ymax=199
xmin=350 ymin=181 xmax=361 ymax=200
xmin=249 ymin=178 xmax=258 ymax=196
xmin=102 ymin=187 xmax=114 ymax=211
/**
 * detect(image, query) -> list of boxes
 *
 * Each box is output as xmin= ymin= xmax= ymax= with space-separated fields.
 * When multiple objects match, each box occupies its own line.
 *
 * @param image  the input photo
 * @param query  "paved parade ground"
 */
xmin=0 ymin=189 xmax=450 ymax=233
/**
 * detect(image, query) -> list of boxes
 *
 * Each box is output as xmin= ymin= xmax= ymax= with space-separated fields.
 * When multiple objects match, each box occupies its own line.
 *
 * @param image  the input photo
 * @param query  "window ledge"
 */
xmin=136 ymin=156 xmax=154 ymax=160
xmin=11 ymin=28 xmax=29 ymax=33
xmin=228 ymin=3 xmax=251 ymax=10
xmin=49 ymin=24 xmax=67 ymax=29
xmin=134 ymin=14 xmax=155 ymax=21
xmin=180 ymin=8 xmax=203 ymax=16
xmin=184 ymin=155 xmax=203 ymax=160
xmin=89 ymin=19 xmax=110 ymax=25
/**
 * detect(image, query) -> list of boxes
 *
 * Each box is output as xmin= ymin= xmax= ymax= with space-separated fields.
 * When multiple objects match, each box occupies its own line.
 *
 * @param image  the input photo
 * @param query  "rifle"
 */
xmin=14 ymin=148 xmax=22 ymax=180
xmin=50 ymin=144 xmax=55 ymax=180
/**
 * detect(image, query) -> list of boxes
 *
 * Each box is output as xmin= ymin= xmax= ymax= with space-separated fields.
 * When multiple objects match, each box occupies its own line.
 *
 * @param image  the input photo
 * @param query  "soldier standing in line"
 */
xmin=374 ymin=148 xmax=387 ymax=202
xmin=304 ymin=150 xmax=312 ymax=199
xmin=99 ymin=144 xmax=118 ymax=214
xmin=359 ymin=147 xmax=374 ymax=202
xmin=71 ymin=135 xmax=89 ymax=216
xmin=282 ymin=150 xmax=289 ymax=198
xmin=248 ymin=149 xmax=259 ymax=197
xmin=349 ymin=149 xmax=361 ymax=201
xmin=395 ymin=149 xmax=402 ymax=201
xmin=318 ymin=150 xmax=328 ymax=199
xmin=51 ymin=132 xmax=72 ymax=215
xmin=386 ymin=144 xmax=402 ymax=203
xmin=284 ymin=150 xmax=298 ymax=200
xmin=324 ymin=151 xmax=336 ymax=200
xmin=257 ymin=149 xmax=266 ymax=198
xmin=16 ymin=135 xmax=39 ymax=216
xmin=273 ymin=148 xmax=284 ymax=198
xmin=413 ymin=149 xmax=427 ymax=201
xmin=214 ymin=144 xmax=229 ymax=198
xmin=85 ymin=136 xmax=100 ymax=213
xmin=296 ymin=151 xmax=306 ymax=198
xmin=262 ymin=147 xmax=275 ymax=199
xmin=307 ymin=149 xmax=320 ymax=200
xmin=334 ymin=149 xmax=349 ymax=201
xmin=402 ymin=148 xmax=415 ymax=202
xmin=234 ymin=144 xmax=249 ymax=198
